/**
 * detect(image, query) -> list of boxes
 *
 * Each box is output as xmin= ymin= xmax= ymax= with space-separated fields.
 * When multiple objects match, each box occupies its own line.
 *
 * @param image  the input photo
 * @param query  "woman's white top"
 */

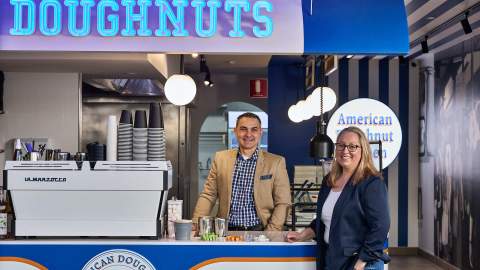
xmin=321 ymin=190 xmax=343 ymax=244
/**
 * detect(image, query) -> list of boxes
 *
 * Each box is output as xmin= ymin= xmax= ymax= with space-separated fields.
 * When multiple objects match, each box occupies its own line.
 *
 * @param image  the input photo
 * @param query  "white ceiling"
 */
xmin=184 ymin=54 xmax=271 ymax=74
xmin=0 ymin=52 xmax=173 ymax=79
xmin=0 ymin=51 xmax=271 ymax=79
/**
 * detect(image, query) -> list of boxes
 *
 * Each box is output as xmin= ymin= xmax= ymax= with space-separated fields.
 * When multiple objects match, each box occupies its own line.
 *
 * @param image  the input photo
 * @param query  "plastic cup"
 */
xmin=174 ymin=220 xmax=192 ymax=240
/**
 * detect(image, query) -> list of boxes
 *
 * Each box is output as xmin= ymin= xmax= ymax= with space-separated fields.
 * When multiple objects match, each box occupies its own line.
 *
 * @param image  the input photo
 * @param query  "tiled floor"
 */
xmin=390 ymin=255 xmax=444 ymax=270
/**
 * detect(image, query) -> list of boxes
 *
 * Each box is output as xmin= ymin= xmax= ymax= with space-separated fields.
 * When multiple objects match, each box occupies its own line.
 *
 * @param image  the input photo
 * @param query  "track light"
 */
xmin=398 ymin=55 xmax=408 ymax=65
xmin=203 ymin=72 xmax=214 ymax=87
xmin=204 ymin=73 xmax=211 ymax=86
xmin=200 ymin=55 xmax=209 ymax=73
xmin=200 ymin=55 xmax=214 ymax=87
xmin=421 ymin=37 xmax=429 ymax=54
xmin=461 ymin=13 xmax=472 ymax=34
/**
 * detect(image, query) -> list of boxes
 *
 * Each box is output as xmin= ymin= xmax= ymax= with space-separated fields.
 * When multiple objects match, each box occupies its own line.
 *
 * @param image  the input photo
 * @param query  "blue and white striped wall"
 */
xmin=328 ymin=57 xmax=420 ymax=247
xmin=268 ymin=56 xmax=420 ymax=247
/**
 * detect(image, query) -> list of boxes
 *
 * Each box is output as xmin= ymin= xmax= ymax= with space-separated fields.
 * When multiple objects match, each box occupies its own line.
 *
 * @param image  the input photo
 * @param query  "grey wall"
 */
xmin=417 ymin=54 xmax=436 ymax=255
xmin=0 ymin=72 xmax=80 ymax=181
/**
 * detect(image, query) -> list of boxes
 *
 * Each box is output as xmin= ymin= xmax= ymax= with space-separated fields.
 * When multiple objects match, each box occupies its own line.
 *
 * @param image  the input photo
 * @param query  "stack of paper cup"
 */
xmin=117 ymin=110 xmax=133 ymax=161
xmin=106 ymin=115 xmax=117 ymax=161
xmin=167 ymin=199 xmax=183 ymax=238
xmin=148 ymin=103 xmax=166 ymax=161
xmin=133 ymin=110 xmax=148 ymax=161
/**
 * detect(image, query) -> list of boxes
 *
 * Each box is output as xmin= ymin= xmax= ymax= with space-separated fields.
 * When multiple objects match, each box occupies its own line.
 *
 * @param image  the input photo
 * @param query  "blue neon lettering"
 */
xmin=97 ymin=0 xmax=119 ymax=36
xmin=121 ymin=0 xmax=153 ymax=36
xmin=252 ymin=1 xmax=272 ymax=37
xmin=8 ymin=0 xmax=274 ymax=38
xmin=191 ymin=0 xmax=221 ymax=38
xmin=155 ymin=0 xmax=189 ymax=37
xmin=64 ymin=0 xmax=95 ymax=37
xmin=9 ymin=0 xmax=36 ymax=36
xmin=39 ymin=0 xmax=62 ymax=36
xmin=224 ymin=0 xmax=250 ymax=38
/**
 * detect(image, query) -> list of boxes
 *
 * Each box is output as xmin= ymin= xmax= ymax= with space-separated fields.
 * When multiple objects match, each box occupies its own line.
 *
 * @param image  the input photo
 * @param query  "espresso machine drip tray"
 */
xmin=4 ymin=161 xmax=172 ymax=238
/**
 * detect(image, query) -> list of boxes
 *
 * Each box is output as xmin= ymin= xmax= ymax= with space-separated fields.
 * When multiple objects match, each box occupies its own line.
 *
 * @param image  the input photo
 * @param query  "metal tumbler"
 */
xmin=28 ymin=151 xmax=40 ymax=161
xmin=57 ymin=152 xmax=70 ymax=161
xmin=45 ymin=149 xmax=54 ymax=161
xmin=214 ymin=218 xmax=227 ymax=237
xmin=74 ymin=152 xmax=87 ymax=161
xmin=199 ymin=216 xmax=214 ymax=236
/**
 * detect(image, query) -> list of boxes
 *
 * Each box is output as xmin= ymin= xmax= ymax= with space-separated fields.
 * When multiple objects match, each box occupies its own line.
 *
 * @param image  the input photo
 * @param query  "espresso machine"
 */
xmin=3 ymin=161 xmax=172 ymax=238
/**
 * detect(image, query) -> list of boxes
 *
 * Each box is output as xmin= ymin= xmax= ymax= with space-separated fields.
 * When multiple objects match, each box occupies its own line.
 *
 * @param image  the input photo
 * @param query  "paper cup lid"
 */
xmin=175 ymin=219 xmax=192 ymax=224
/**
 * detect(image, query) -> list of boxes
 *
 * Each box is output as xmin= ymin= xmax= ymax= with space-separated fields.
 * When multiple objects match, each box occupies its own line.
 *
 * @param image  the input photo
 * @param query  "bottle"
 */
xmin=5 ymin=192 xmax=13 ymax=238
xmin=13 ymin=138 xmax=22 ymax=161
xmin=0 ymin=190 xmax=8 ymax=239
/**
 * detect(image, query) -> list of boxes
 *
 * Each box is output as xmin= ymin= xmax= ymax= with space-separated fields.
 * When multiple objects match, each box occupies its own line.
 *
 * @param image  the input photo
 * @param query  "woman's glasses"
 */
xmin=335 ymin=143 xmax=361 ymax=152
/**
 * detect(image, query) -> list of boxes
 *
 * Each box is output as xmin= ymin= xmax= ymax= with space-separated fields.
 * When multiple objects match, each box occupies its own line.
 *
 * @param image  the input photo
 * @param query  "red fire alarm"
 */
xmin=250 ymin=79 xmax=268 ymax=98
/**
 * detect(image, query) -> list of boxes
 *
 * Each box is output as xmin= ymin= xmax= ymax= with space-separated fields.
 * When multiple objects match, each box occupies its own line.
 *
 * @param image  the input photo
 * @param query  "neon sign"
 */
xmin=9 ymin=0 xmax=274 ymax=38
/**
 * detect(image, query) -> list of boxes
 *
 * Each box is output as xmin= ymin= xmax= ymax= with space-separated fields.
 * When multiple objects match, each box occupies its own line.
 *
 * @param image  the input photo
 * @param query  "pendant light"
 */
xmin=309 ymin=56 xmax=334 ymax=160
xmin=164 ymin=55 xmax=197 ymax=106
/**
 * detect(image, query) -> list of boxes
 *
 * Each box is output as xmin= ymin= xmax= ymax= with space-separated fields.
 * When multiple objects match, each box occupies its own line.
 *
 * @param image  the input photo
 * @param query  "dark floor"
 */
xmin=390 ymin=256 xmax=444 ymax=270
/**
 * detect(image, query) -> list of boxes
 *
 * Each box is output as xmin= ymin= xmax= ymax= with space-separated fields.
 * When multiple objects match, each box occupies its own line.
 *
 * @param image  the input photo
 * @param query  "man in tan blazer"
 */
xmin=193 ymin=112 xmax=291 ymax=231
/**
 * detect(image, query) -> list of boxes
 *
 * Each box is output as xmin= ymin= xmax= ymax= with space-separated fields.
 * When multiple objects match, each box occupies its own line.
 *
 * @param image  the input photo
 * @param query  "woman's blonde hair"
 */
xmin=327 ymin=126 xmax=382 ymax=187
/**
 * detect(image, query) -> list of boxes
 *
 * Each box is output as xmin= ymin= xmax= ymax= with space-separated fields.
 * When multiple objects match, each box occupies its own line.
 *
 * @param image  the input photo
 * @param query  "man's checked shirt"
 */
xmin=228 ymin=148 xmax=261 ymax=227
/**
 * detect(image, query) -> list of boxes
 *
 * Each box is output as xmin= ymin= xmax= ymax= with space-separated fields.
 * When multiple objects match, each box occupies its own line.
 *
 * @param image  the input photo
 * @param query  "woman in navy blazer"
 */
xmin=287 ymin=127 xmax=390 ymax=270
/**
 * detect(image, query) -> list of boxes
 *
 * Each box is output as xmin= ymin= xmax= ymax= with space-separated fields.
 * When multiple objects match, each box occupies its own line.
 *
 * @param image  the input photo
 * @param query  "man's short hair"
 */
xmin=236 ymin=112 xmax=262 ymax=127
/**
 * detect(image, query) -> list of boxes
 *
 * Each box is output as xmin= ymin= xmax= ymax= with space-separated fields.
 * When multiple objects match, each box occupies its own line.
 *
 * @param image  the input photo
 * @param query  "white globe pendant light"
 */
xmin=296 ymin=100 xmax=312 ymax=121
xmin=288 ymin=104 xmax=302 ymax=123
xmin=164 ymin=74 xmax=197 ymax=106
xmin=307 ymin=86 xmax=337 ymax=116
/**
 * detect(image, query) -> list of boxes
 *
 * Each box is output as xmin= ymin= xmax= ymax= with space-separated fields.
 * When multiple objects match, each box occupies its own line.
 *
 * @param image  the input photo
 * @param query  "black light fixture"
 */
xmin=398 ymin=55 xmax=408 ymax=65
xmin=309 ymin=56 xmax=334 ymax=160
xmin=200 ymin=55 xmax=214 ymax=87
xmin=200 ymin=55 xmax=208 ymax=73
xmin=461 ymin=12 xmax=473 ymax=34
xmin=421 ymin=36 xmax=429 ymax=54
xmin=310 ymin=118 xmax=334 ymax=160
xmin=204 ymin=72 xmax=214 ymax=87
xmin=0 ymin=71 xmax=4 ymax=114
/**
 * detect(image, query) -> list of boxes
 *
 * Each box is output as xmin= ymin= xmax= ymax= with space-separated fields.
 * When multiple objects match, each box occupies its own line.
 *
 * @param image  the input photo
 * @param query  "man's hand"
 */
xmin=192 ymin=223 xmax=199 ymax=236
xmin=354 ymin=259 xmax=367 ymax=270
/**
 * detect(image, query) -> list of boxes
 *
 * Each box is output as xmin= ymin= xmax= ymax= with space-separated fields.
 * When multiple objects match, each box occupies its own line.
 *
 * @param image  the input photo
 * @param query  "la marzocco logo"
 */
xmin=24 ymin=177 xmax=67 ymax=182
xmin=82 ymin=249 xmax=156 ymax=270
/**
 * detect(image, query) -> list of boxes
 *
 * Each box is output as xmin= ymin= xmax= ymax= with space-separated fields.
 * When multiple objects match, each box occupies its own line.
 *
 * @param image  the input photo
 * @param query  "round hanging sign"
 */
xmin=326 ymin=98 xmax=402 ymax=170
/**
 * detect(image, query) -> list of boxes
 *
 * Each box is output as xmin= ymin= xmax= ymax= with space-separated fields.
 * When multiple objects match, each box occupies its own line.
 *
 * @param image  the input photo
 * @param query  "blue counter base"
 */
xmin=0 ymin=240 xmax=317 ymax=269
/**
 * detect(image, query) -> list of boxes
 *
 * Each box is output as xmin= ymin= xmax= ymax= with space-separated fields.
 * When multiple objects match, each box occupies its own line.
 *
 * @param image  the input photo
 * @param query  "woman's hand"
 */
xmin=353 ymin=259 xmax=367 ymax=270
xmin=285 ymin=231 xmax=302 ymax=242
xmin=285 ymin=228 xmax=315 ymax=243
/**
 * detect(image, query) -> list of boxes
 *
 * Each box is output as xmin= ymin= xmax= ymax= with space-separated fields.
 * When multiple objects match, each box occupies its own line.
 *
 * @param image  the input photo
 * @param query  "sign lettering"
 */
xmin=9 ymin=0 xmax=274 ymax=38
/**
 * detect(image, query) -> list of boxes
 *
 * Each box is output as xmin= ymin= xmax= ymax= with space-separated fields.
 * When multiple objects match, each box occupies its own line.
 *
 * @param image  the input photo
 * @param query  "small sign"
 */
xmin=305 ymin=56 xmax=316 ymax=90
xmin=250 ymin=79 xmax=268 ymax=98
xmin=324 ymin=55 xmax=338 ymax=76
